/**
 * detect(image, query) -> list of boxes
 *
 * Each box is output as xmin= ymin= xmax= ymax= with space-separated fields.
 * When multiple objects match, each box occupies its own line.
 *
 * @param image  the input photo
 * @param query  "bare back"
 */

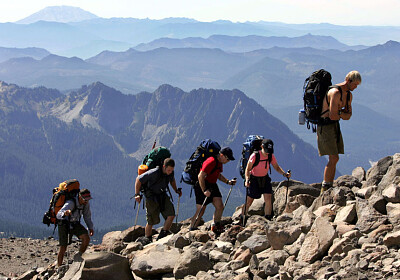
xmin=321 ymin=85 xmax=352 ymax=121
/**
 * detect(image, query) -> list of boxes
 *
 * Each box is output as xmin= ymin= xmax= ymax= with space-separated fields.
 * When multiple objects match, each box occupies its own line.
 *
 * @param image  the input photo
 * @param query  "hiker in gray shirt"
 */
xmin=134 ymin=158 xmax=182 ymax=243
xmin=56 ymin=188 xmax=94 ymax=267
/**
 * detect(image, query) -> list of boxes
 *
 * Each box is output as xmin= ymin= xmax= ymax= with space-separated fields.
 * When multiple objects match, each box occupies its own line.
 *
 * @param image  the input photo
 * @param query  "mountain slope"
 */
xmin=0 ymin=81 xmax=326 ymax=238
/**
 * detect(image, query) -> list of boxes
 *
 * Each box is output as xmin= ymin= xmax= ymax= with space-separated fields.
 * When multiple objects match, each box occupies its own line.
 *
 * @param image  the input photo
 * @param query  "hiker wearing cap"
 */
xmin=243 ymin=139 xmax=290 ymax=221
xmin=56 ymin=188 xmax=94 ymax=267
xmin=134 ymin=158 xmax=182 ymax=243
xmin=190 ymin=147 xmax=237 ymax=234
xmin=318 ymin=71 xmax=362 ymax=194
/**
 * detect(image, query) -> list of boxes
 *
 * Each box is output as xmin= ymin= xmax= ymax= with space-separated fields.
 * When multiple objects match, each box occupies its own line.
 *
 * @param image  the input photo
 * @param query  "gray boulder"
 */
xmin=297 ymin=217 xmax=337 ymax=263
xmin=267 ymin=222 xmax=302 ymax=250
xmin=130 ymin=244 xmax=181 ymax=278
xmin=69 ymin=251 xmax=133 ymax=280
xmin=366 ymin=156 xmax=393 ymax=186
xmin=378 ymin=153 xmax=400 ymax=189
xmin=241 ymin=234 xmax=270 ymax=254
xmin=383 ymin=183 xmax=400 ymax=203
xmin=173 ymin=247 xmax=213 ymax=279
xmin=355 ymin=197 xmax=388 ymax=233
xmin=352 ymin=167 xmax=366 ymax=182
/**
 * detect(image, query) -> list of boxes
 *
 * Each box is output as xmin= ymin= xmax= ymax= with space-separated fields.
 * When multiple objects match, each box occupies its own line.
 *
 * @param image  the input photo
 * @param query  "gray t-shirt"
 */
xmin=138 ymin=166 xmax=174 ymax=198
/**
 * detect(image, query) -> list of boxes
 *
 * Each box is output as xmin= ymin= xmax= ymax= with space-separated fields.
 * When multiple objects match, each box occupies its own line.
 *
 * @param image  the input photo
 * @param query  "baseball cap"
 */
xmin=262 ymin=139 xmax=274 ymax=154
xmin=80 ymin=189 xmax=92 ymax=200
xmin=220 ymin=147 xmax=235 ymax=161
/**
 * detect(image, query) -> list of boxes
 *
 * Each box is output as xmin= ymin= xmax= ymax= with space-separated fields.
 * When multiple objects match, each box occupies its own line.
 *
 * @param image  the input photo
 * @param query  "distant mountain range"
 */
xmin=1 ymin=40 xmax=399 ymax=120
xmin=2 ymin=6 xmax=400 ymax=58
xmin=134 ymin=34 xmax=366 ymax=52
xmin=0 ymin=81 xmax=326 ymax=237
xmin=0 ymin=47 xmax=50 ymax=63
xmin=16 ymin=6 xmax=98 ymax=24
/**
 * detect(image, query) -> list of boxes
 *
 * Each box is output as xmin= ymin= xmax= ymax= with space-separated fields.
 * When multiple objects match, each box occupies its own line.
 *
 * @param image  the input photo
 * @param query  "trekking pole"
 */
xmin=223 ymin=178 xmax=237 ymax=209
xmin=152 ymin=139 xmax=157 ymax=149
xmin=134 ymin=195 xmax=142 ymax=227
xmin=284 ymin=170 xmax=291 ymax=210
xmin=175 ymin=188 xmax=182 ymax=224
xmin=242 ymin=180 xmax=248 ymax=227
xmin=193 ymin=196 xmax=208 ymax=229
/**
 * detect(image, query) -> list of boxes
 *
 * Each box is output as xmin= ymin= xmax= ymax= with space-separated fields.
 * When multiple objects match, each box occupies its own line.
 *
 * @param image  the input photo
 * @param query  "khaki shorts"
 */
xmin=317 ymin=122 xmax=344 ymax=156
xmin=58 ymin=222 xmax=88 ymax=246
xmin=145 ymin=195 xmax=175 ymax=225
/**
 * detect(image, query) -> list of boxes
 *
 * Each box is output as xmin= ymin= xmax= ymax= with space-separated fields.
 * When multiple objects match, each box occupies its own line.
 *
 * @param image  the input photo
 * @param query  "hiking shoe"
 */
xmin=320 ymin=182 xmax=333 ymax=195
xmin=211 ymin=223 xmax=224 ymax=235
xmin=265 ymin=215 xmax=273 ymax=221
xmin=156 ymin=229 xmax=170 ymax=240
xmin=73 ymin=252 xmax=83 ymax=262
xmin=136 ymin=236 xmax=152 ymax=246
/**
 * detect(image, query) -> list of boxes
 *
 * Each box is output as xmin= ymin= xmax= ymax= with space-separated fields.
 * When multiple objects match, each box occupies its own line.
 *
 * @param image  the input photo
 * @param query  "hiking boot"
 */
xmin=320 ymin=182 xmax=333 ymax=195
xmin=73 ymin=252 xmax=83 ymax=262
xmin=156 ymin=229 xmax=170 ymax=241
xmin=265 ymin=215 xmax=273 ymax=221
xmin=211 ymin=223 xmax=224 ymax=235
xmin=136 ymin=236 xmax=152 ymax=246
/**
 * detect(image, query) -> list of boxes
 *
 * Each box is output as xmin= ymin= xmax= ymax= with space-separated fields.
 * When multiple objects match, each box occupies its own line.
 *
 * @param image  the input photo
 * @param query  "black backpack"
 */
xmin=302 ymin=69 xmax=332 ymax=132
xmin=181 ymin=139 xmax=221 ymax=186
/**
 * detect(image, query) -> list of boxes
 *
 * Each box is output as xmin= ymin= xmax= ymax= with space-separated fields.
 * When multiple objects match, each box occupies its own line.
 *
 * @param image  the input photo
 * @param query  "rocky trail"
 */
xmin=2 ymin=153 xmax=400 ymax=280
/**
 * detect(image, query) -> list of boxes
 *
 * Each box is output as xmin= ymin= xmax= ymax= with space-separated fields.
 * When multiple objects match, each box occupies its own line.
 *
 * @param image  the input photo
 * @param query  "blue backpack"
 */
xmin=181 ymin=139 xmax=221 ymax=185
xmin=239 ymin=135 xmax=264 ymax=179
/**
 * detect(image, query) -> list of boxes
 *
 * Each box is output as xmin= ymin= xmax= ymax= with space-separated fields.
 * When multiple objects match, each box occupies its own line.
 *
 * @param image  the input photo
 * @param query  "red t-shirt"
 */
xmin=200 ymin=156 xmax=223 ymax=183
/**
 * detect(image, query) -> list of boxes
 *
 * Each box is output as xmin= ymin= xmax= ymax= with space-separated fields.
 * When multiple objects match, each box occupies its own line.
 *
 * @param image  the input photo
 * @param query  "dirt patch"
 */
xmin=0 ymin=237 xmax=87 ymax=278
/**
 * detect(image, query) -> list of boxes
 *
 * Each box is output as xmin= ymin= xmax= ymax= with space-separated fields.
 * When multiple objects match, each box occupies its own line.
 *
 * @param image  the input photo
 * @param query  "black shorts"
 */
xmin=247 ymin=175 xmax=272 ymax=199
xmin=194 ymin=181 xmax=222 ymax=205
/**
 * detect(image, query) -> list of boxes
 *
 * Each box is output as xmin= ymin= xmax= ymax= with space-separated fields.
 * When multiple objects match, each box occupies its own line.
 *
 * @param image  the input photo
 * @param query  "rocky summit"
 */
xmin=3 ymin=153 xmax=400 ymax=280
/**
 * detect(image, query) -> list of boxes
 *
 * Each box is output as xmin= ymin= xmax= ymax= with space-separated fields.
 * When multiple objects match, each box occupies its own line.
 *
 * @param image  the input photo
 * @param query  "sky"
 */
xmin=1 ymin=0 xmax=400 ymax=26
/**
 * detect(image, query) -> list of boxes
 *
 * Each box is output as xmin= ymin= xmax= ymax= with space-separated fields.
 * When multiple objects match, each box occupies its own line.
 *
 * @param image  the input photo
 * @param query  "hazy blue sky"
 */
xmin=1 ymin=0 xmax=400 ymax=26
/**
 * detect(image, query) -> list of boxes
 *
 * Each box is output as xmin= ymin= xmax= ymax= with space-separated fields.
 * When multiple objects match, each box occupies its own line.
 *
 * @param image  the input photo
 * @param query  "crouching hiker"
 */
xmin=56 ymin=189 xmax=94 ymax=267
xmin=190 ymin=147 xmax=236 ymax=234
xmin=134 ymin=158 xmax=182 ymax=243
xmin=242 ymin=139 xmax=290 ymax=222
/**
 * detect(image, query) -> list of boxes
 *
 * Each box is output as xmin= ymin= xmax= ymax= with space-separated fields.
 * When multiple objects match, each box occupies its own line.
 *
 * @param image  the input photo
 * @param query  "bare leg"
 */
xmin=324 ymin=154 xmax=339 ymax=183
xmin=78 ymin=234 xmax=90 ymax=254
xmin=57 ymin=245 xmax=67 ymax=267
xmin=242 ymin=197 xmax=254 ymax=216
xmin=212 ymin=197 xmax=224 ymax=223
xmin=263 ymin=193 xmax=272 ymax=216
xmin=163 ymin=215 xmax=175 ymax=231
xmin=145 ymin=224 xmax=153 ymax=238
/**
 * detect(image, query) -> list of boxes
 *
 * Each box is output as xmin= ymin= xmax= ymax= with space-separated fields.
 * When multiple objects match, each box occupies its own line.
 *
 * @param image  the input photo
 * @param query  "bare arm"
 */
xmin=272 ymin=161 xmax=291 ymax=178
xmin=134 ymin=176 xmax=142 ymax=202
xmin=198 ymin=171 xmax=207 ymax=192
xmin=244 ymin=160 xmax=254 ymax=187
xmin=170 ymin=178 xmax=182 ymax=197
xmin=340 ymin=92 xmax=352 ymax=120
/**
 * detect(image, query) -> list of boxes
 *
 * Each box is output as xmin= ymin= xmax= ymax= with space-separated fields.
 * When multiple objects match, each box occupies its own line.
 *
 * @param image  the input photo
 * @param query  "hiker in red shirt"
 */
xmin=190 ymin=147 xmax=236 ymax=234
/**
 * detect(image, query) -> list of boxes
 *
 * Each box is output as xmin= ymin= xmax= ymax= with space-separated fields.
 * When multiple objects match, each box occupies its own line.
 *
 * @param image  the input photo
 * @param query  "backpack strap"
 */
xmin=252 ymin=152 xmax=261 ymax=169
xmin=209 ymin=156 xmax=221 ymax=176
xmin=322 ymin=85 xmax=343 ymax=116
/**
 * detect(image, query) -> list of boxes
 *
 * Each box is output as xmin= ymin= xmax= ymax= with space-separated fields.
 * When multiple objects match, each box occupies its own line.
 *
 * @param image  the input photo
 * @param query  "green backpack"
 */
xmin=142 ymin=146 xmax=171 ymax=169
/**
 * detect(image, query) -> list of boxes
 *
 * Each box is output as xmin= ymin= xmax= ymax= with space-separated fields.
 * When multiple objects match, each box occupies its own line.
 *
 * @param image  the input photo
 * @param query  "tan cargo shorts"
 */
xmin=317 ymin=122 xmax=344 ymax=156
